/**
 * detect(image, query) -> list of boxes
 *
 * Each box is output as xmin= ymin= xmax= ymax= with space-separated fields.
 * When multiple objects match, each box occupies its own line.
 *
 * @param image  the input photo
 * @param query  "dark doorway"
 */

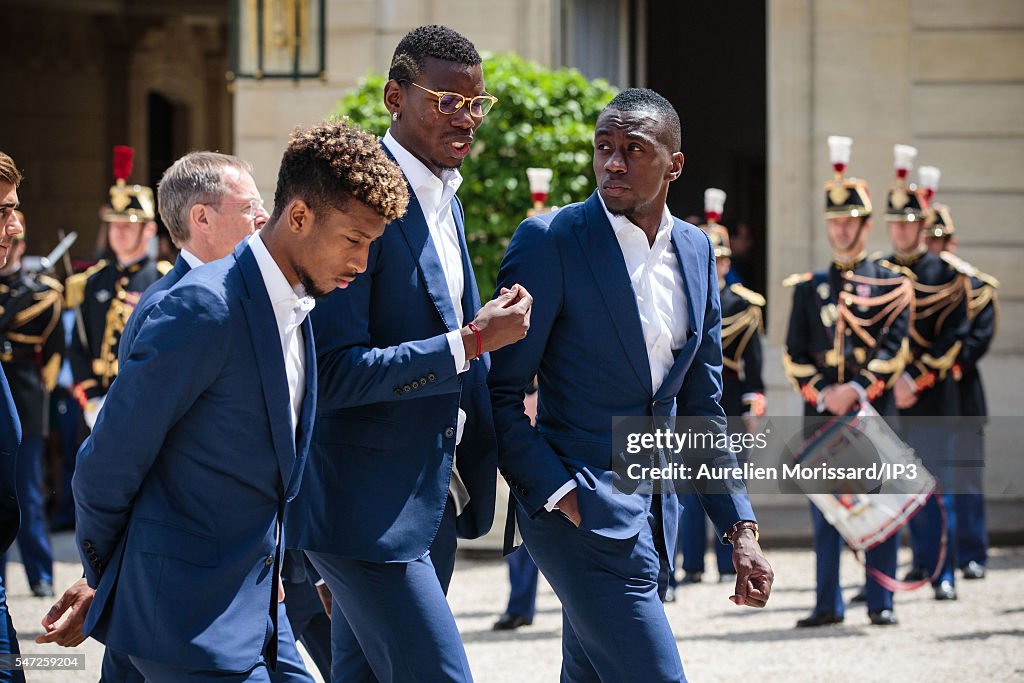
xmin=147 ymin=92 xmax=188 ymax=191
xmin=147 ymin=92 xmax=187 ymax=252
xmin=644 ymin=2 xmax=768 ymax=302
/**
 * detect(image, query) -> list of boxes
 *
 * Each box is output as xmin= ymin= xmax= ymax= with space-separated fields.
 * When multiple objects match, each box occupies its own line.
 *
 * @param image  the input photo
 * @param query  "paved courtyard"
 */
xmin=7 ymin=534 xmax=1023 ymax=682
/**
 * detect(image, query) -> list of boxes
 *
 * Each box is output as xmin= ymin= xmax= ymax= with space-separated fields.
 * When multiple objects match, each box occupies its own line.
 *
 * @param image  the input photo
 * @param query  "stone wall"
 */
xmin=767 ymin=0 xmax=1024 ymax=354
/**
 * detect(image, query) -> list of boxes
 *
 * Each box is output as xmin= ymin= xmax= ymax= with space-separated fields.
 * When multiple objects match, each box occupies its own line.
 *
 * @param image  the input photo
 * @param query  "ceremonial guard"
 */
xmin=923 ymin=201 xmax=998 ymax=581
xmin=881 ymin=155 xmax=968 ymax=600
xmin=0 ymin=215 xmax=62 ymax=598
xmin=66 ymin=146 xmax=169 ymax=427
xmin=784 ymin=136 xmax=912 ymax=627
xmin=676 ymin=189 xmax=764 ymax=590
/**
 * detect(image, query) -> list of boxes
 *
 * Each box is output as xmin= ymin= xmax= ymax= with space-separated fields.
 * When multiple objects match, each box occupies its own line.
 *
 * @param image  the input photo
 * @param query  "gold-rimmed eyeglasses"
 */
xmin=402 ymin=80 xmax=498 ymax=118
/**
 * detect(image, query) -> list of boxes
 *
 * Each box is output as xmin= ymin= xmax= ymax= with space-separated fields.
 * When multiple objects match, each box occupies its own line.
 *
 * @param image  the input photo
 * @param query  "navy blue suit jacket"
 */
xmin=73 ymin=241 xmax=316 ymax=671
xmin=117 ymin=254 xmax=191 ymax=365
xmin=488 ymin=192 xmax=755 ymax=553
xmin=288 ymin=183 xmax=497 ymax=563
xmin=0 ymin=365 xmax=21 ymax=554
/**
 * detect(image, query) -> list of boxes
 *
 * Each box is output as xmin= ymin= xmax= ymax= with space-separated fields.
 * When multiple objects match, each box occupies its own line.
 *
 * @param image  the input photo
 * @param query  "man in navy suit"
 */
xmin=0 ymin=150 xmax=26 ymax=683
xmin=64 ymin=120 xmax=409 ymax=682
xmin=289 ymin=25 xmax=530 ymax=683
xmin=488 ymin=89 xmax=774 ymax=682
xmin=41 ymin=151 xmax=331 ymax=681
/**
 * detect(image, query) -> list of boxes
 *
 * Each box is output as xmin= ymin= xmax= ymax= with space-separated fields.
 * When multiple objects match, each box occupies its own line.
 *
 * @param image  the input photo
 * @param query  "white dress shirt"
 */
xmin=179 ymin=248 xmax=204 ymax=270
xmin=248 ymin=232 xmax=315 ymax=436
xmin=545 ymin=196 xmax=688 ymax=511
xmin=383 ymin=130 xmax=472 ymax=512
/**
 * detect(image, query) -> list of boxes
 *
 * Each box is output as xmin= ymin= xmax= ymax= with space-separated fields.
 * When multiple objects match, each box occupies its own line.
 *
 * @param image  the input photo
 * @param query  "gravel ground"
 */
xmin=8 ymin=533 xmax=1023 ymax=682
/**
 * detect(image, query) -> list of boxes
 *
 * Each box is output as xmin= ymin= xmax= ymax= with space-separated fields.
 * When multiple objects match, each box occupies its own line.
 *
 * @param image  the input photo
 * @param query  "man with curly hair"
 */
xmin=289 ymin=24 xmax=531 ymax=683
xmin=68 ymin=120 xmax=408 ymax=682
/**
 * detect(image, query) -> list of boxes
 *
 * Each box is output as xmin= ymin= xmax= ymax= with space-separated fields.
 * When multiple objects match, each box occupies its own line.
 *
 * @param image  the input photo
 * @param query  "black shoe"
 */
xmin=902 ymin=567 xmax=927 ymax=582
xmin=961 ymin=561 xmax=986 ymax=580
xmin=796 ymin=612 xmax=844 ymax=628
xmin=868 ymin=609 xmax=898 ymax=626
xmin=849 ymin=588 xmax=867 ymax=604
xmin=663 ymin=586 xmax=676 ymax=603
xmin=492 ymin=613 xmax=532 ymax=631
xmin=30 ymin=581 xmax=55 ymax=598
xmin=934 ymin=580 xmax=958 ymax=601
xmin=680 ymin=571 xmax=703 ymax=584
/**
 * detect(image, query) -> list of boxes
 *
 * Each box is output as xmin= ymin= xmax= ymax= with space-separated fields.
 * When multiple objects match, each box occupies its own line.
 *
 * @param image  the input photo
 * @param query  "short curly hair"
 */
xmin=271 ymin=118 xmax=408 ymax=223
xmin=605 ymin=88 xmax=682 ymax=153
xmin=388 ymin=25 xmax=480 ymax=82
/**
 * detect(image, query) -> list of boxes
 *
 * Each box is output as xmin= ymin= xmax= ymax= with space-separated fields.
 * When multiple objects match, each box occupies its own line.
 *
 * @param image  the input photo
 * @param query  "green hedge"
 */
xmin=330 ymin=52 xmax=618 ymax=297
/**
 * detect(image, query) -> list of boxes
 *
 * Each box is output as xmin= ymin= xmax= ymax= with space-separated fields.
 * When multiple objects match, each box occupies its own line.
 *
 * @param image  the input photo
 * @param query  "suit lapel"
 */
xmin=653 ymin=223 xmax=705 ymax=401
xmin=576 ymin=192 xmax=652 ymax=394
xmin=235 ymin=243 xmax=296 ymax=490
xmin=397 ymin=192 xmax=461 ymax=332
xmin=381 ymin=141 xmax=461 ymax=332
xmin=454 ymin=198 xmax=482 ymax=318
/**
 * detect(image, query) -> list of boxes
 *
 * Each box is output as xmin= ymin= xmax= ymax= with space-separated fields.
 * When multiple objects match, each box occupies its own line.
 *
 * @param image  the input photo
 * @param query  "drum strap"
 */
xmin=851 ymin=491 xmax=949 ymax=592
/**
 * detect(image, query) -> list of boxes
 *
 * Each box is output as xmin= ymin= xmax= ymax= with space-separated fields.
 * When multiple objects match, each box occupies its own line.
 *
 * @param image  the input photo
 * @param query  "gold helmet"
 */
xmin=105 ymin=146 xmax=155 ymax=223
xmin=885 ymin=144 xmax=929 ymax=222
xmin=824 ymin=136 xmax=872 ymax=219
xmin=699 ymin=188 xmax=731 ymax=258
xmin=925 ymin=202 xmax=954 ymax=238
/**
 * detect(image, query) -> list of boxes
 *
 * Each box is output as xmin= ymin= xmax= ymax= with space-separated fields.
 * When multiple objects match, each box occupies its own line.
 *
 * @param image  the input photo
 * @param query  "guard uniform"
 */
xmin=926 ymin=206 xmax=998 ymax=579
xmin=66 ymin=147 xmax=168 ymax=414
xmin=0 ymin=259 xmax=62 ymax=594
xmin=785 ymin=136 xmax=911 ymax=627
xmin=883 ymin=181 xmax=968 ymax=599
xmin=678 ymin=189 xmax=764 ymax=585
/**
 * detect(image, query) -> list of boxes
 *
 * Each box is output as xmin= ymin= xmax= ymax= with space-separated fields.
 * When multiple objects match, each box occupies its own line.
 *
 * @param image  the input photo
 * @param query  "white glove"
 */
xmin=83 ymin=396 xmax=106 ymax=430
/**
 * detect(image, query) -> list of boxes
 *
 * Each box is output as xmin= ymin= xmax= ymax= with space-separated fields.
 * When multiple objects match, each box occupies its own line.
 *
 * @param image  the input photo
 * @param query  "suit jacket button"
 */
xmin=82 ymin=540 xmax=93 ymax=549
xmin=403 ymin=384 xmax=412 ymax=393
xmin=444 ymin=427 xmax=455 ymax=439
xmin=394 ymin=388 xmax=402 ymax=397
xmin=419 ymin=376 xmax=428 ymax=385
xmin=411 ymin=380 xmax=420 ymax=389
xmin=427 ymin=372 xmax=436 ymax=382
xmin=265 ymin=555 xmax=274 ymax=567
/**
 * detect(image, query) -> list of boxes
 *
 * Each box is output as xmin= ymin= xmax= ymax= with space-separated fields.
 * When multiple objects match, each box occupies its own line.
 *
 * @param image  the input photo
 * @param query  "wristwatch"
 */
xmin=724 ymin=520 xmax=759 ymax=544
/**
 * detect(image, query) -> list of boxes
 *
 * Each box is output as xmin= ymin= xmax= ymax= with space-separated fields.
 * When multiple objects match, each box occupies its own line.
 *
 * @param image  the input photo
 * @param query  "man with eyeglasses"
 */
xmin=289 ymin=25 xmax=531 ymax=682
xmin=66 ymin=146 xmax=171 ymax=430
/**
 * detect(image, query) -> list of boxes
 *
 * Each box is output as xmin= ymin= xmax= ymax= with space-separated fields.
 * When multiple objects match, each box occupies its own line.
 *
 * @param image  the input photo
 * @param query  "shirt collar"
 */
xmin=247 ymin=232 xmax=314 ymax=319
xmin=597 ymin=192 xmax=674 ymax=246
xmin=179 ymin=248 xmax=204 ymax=269
xmin=383 ymin=130 xmax=462 ymax=211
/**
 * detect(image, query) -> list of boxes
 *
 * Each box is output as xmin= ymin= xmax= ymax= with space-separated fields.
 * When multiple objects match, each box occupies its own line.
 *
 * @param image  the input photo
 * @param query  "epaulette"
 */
xmin=782 ymin=272 xmax=812 ymax=287
xmin=977 ymin=271 xmax=1000 ymax=289
xmin=729 ymin=283 xmax=766 ymax=307
xmin=36 ymin=273 xmax=64 ymax=293
xmin=940 ymin=251 xmax=977 ymax=277
xmin=157 ymin=260 xmax=174 ymax=276
xmin=65 ymin=260 xmax=107 ymax=308
xmin=876 ymin=258 xmax=916 ymax=280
